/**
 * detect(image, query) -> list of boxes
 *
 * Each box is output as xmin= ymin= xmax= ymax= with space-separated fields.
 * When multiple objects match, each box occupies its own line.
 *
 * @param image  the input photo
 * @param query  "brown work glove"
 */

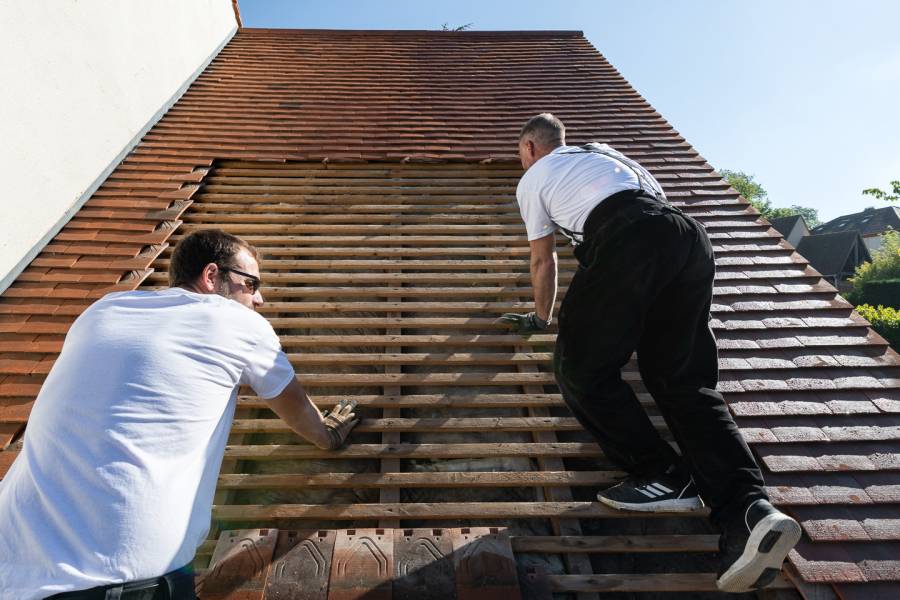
xmin=494 ymin=311 xmax=550 ymax=334
xmin=321 ymin=399 xmax=360 ymax=450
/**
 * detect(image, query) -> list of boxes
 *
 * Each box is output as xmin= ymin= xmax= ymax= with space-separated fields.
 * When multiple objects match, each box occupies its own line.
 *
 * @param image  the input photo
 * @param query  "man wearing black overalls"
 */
xmin=498 ymin=113 xmax=801 ymax=592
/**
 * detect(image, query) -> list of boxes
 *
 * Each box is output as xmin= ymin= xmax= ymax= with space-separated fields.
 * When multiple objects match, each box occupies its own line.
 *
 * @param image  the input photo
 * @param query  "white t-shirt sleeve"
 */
xmin=516 ymin=173 xmax=556 ymax=241
xmin=240 ymin=320 xmax=296 ymax=399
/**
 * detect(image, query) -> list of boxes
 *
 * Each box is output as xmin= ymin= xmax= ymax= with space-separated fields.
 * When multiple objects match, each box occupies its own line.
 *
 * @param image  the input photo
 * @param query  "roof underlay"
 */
xmin=0 ymin=29 xmax=898 ymax=598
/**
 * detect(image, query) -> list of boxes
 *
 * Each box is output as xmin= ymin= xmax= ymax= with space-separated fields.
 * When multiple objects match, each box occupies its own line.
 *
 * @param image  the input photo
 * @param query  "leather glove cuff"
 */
xmin=529 ymin=312 xmax=550 ymax=330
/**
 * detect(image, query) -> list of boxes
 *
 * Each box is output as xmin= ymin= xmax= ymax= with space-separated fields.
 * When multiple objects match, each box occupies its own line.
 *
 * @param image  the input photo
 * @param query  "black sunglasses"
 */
xmin=219 ymin=266 xmax=262 ymax=294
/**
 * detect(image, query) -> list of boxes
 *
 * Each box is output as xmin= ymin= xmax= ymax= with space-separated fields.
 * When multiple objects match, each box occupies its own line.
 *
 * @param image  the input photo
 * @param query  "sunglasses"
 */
xmin=219 ymin=266 xmax=262 ymax=294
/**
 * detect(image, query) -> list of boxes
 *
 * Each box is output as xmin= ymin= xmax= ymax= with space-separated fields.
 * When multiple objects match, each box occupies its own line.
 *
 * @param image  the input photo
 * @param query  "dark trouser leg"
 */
xmin=553 ymin=208 xmax=684 ymax=477
xmin=553 ymin=199 xmax=767 ymax=527
xmin=635 ymin=215 xmax=767 ymax=527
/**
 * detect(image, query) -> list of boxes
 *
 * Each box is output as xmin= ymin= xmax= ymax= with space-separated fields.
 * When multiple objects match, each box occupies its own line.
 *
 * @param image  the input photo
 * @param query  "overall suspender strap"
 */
xmin=556 ymin=145 xmax=664 ymax=246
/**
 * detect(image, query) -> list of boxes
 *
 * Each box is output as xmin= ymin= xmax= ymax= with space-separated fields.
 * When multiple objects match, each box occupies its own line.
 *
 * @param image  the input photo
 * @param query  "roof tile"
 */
xmin=802 ymin=519 xmax=870 ymax=541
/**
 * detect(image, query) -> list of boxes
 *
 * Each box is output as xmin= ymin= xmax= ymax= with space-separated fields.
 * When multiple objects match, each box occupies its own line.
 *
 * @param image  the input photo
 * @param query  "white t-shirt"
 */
xmin=0 ymin=288 xmax=295 ymax=599
xmin=515 ymin=143 xmax=666 ymax=242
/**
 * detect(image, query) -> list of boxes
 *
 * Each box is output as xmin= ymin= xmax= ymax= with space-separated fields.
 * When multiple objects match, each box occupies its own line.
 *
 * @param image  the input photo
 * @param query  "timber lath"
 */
xmin=141 ymin=161 xmax=796 ymax=596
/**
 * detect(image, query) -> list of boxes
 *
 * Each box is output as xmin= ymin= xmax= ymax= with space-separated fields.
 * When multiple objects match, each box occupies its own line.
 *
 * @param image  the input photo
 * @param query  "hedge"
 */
xmin=855 ymin=304 xmax=900 ymax=350
xmin=848 ymin=279 xmax=900 ymax=308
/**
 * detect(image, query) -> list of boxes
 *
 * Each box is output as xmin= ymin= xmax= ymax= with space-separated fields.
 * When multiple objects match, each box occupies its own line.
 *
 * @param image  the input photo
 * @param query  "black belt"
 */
xmin=46 ymin=566 xmax=193 ymax=600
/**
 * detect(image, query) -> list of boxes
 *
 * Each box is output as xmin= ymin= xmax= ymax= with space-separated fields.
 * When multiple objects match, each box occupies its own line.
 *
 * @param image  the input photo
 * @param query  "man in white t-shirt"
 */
xmin=497 ymin=114 xmax=800 ymax=593
xmin=0 ymin=229 xmax=358 ymax=599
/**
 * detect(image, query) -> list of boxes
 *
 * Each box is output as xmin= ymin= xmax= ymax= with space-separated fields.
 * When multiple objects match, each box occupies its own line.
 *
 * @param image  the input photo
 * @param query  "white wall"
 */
xmin=0 ymin=1 xmax=238 ymax=293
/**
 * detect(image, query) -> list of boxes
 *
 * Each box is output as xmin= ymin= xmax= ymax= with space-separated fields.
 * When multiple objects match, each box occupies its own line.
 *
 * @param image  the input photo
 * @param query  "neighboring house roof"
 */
xmin=1 ymin=29 xmax=898 ymax=598
xmin=813 ymin=206 xmax=900 ymax=237
xmin=797 ymin=232 xmax=872 ymax=278
xmin=770 ymin=214 xmax=808 ymax=238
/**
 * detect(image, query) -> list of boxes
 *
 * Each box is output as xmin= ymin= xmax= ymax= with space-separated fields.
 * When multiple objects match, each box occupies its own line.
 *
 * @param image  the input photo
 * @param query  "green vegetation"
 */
xmin=854 ymin=304 xmax=900 ymax=349
xmin=863 ymin=180 xmax=900 ymax=203
xmin=847 ymin=230 xmax=900 ymax=305
xmin=720 ymin=169 xmax=821 ymax=227
xmin=845 ymin=231 xmax=900 ymax=349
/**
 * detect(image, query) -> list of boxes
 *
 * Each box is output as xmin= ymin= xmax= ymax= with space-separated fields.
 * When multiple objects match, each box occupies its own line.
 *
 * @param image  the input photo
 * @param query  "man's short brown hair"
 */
xmin=519 ymin=113 xmax=566 ymax=148
xmin=168 ymin=229 xmax=260 ymax=287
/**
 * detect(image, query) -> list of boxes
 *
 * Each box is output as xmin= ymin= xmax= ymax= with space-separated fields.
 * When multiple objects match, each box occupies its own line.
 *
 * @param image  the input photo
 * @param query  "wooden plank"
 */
xmin=152 ymin=273 xmax=545 ymax=285
xmin=290 ymin=373 xmax=562 ymax=387
xmin=510 ymin=535 xmax=720 ymax=553
xmin=262 ymin=304 xmax=553 ymax=315
xmin=216 ymin=470 xmax=621 ymax=490
xmin=211 ymin=502 xmax=710 ymax=521
xmin=237 ymin=393 xmax=570 ymax=410
xmin=274 ymin=335 xmax=558 ymax=347
xmin=223 ymin=442 xmax=606 ymax=461
xmin=159 ymin=265 xmax=571 ymax=278
xmin=545 ymin=573 xmax=794 ymax=592
xmin=184 ymin=214 xmax=524 ymax=226
xmin=288 ymin=352 xmax=553 ymax=366
xmin=150 ymin=287 xmax=565 ymax=300
xmin=328 ymin=528 xmax=393 ymax=600
xmin=229 ymin=416 xmax=634 ymax=433
xmin=191 ymin=204 xmax=522 ymax=215
xmin=160 ymin=245 xmax=556 ymax=257
xmin=179 ymin=223 xmax=528 ymax=234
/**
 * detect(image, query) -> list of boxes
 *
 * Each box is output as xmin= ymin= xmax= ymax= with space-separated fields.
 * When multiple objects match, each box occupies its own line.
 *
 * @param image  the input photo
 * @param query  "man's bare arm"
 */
xmin=530 ymin=234 xmax=558 ymax=322
xmin=264 ymin=377 xmax=357 ymax=450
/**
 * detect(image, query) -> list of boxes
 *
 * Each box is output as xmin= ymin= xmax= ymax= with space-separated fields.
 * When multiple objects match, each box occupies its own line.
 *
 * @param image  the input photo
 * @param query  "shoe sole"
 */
xmin=597 ymin=493 xmax=704 ymax=513
xmin=716 ymin=513 xmax=802 ymax=593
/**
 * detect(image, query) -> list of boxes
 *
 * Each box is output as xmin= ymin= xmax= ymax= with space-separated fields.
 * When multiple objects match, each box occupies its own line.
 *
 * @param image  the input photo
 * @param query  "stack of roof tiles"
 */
xmin=1 ymin=29 xmax=898 ymax=598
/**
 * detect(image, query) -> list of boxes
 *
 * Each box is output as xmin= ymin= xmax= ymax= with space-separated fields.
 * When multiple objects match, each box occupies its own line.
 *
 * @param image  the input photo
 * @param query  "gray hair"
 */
xmin=519 ymin=113 xmax=566 ymax=148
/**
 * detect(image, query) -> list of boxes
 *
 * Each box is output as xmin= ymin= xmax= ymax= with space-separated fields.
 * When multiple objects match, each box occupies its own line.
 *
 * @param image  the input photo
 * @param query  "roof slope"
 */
xmin=1 ymin=29 xmax=898 ymax=597
xmin=797 ymin=232 xmax=871 ymax=278
xmin=770 ymin=214 xmax=806 ymax=237
xmin=813 ymin=206 xmax=900 ymax=237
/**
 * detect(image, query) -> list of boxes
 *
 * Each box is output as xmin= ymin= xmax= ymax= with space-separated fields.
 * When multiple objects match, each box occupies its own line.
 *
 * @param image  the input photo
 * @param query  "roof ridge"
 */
xmin=240 ymin=27 xmax=585 ymax=37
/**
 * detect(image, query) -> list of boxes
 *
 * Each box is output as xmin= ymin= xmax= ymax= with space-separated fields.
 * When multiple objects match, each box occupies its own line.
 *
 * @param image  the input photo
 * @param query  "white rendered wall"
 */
xmin=0 ymin=1 xmax=238 ymax=293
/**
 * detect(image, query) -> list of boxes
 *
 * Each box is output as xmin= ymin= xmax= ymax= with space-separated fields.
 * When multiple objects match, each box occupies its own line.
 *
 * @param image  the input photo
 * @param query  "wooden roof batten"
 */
xmin=0 ymin=28 xmax=897 ymax=599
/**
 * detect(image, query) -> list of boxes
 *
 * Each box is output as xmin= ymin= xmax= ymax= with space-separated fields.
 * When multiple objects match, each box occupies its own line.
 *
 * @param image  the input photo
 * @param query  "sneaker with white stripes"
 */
xmin=597 ymin=468 xmax=704 ymax=512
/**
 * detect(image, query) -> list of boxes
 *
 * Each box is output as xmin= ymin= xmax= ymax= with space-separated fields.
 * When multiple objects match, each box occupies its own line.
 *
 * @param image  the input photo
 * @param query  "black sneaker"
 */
xmin=716 ymin=499 xmax=802 ymax=592
xmin=596 ymin=468 xmax=704 ymax=512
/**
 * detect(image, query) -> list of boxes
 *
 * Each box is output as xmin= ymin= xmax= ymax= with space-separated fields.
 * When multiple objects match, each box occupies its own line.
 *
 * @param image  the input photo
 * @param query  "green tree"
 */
xmin=863 ymin=180 xmax=900 ymax=203
xmin=720 ymin=169 xmax=820 ymax=227
xmin=720 ymin=169 xmax=769 ymax=212
xmin=847 ymin=229 xmax=900 ymax=304
xmin=768 ymin=205 xmax=821 ymax=228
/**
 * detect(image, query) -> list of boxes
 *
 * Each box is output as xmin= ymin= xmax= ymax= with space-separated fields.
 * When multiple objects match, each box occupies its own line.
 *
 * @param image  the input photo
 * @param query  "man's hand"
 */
xmin=321 ymin=399 xmax=359 ymax=450
xmin=494 ymin=311 xmax=549 ymax=334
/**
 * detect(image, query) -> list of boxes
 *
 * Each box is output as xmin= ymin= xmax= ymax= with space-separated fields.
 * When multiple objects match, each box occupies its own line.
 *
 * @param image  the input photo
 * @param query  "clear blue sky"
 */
xmin=239 ymin=0 xmax=900 ymax=223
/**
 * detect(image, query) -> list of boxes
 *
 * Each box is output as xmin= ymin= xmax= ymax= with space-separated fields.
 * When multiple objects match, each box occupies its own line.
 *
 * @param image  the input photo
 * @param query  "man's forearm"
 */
xmin=531 ymin=254 xmax=558 ymax=322
xmin=266 ymin=378 xmax=333 ymax=449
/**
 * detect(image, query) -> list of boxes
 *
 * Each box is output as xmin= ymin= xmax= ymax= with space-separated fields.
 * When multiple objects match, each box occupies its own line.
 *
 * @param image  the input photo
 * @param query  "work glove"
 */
xmin=321 ymin=399 xmax=360 ymax=450
xmin=494 ymin=311 xmax=550 ymax=334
